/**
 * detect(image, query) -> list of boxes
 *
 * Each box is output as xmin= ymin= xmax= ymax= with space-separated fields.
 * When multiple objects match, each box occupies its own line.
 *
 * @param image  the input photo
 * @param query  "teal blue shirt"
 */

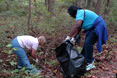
xmin=76 ymin=9 xmax=98 ymax=30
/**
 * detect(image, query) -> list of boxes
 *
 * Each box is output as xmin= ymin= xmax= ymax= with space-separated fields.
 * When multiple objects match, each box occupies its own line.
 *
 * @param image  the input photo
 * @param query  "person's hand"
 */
xmin=70 ymin=37 xmax=76 ymax=45
xmin=64 ymin=36 xmax=71 ymax=41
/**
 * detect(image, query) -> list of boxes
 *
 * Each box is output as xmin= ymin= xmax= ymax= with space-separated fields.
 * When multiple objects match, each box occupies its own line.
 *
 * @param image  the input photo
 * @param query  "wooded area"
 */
xmin=0 ymin=0 xmax=116 ymax=78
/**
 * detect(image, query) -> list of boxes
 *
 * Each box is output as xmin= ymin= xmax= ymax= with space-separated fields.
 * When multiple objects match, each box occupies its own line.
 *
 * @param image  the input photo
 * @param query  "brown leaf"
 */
xmin=104 ymin=61 xmax=107 ymax=63
xmin=92 ymin=76 xmax=96 ymax=78
xmin=53 ymin=69 xmax=58 ymax=75
xmin=113 ymin=69 xmax=117 ymax=73
xmin=115 ymin=51 xmax=117 ymax=54
xmin=87 ymin=74 xmax=92 ymax=78
xmin=104 ymin=50 xmax=108 ymax=52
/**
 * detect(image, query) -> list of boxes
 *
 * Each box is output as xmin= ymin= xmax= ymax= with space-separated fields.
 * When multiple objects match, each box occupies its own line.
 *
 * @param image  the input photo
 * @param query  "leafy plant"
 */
xmin=84 ymin=72 xmax=90 ymax=77
xmin=109 ymin=38 xmax=116 ymax=43
xmin=76 ymin=46 xmax=82 ymax=53
xmin=10 ymin=61 xmax=17 ymax=66
xmin=46 ymin=60 xmax=58 ymax=67
xmin=0 ymin=60 xmax=3 ymax=62
xmin=6 ymin=44 xmax=12 ymax=48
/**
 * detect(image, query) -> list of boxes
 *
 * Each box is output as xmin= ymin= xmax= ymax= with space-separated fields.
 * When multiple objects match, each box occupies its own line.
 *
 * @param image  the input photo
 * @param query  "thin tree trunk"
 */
xmin=76 ymin=0 xmax=81 ymax=7
xmin=92 ymin=0 xmax=96 ymax=8
xmin=45 ymin=0 xmax=54 ymax=14
xmin=73 ymin=0 xmax=77 ymax=6
xmin=48 ymin=0 xmax=54 ymax=14
xmin=104 ymin=0 xmax=110 ymax=15
xmin=95 ymin=0 xmax=102 ymax=14
xmin=4 ymin=0 xmax=9 ymax=10
xmin=83 ymin=0 xmax=86 ymax=8
xmin=86 ymin=0 xmax=92 ymax=9
xmin=28 ymin=0 xmax=31 ymax=30
xmin=45 ymin=0 xmax=48 ymax=11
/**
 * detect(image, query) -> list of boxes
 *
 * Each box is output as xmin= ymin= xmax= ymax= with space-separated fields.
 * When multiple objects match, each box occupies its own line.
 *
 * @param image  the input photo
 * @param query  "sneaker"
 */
xmin=86 ymin=62 xmax=95 ymax=71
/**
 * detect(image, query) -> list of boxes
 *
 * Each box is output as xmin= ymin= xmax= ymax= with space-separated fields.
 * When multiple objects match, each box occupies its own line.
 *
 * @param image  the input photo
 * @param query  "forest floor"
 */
xmin=0 ymin=16 xmax=117 ymax=78
xmin=0 ymin=32 xmax=116 ymax=78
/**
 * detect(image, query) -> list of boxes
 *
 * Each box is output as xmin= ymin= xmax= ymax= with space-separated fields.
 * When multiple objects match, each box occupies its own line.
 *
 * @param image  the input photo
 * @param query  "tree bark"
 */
xmin=76 ymin=0 xmax=81 ymax=7
xmin=45 ymin=0 xmax=54 ymax=14
xmin=104 ymin=0 xmax=110 ymax=15
xmin=83 ymin=0 xmax=86 ymax=8
xmin=95 ymin=0 xmax=102 ymax=14
xmin=45 ymin=0 xmax=48 ymax=10
xmin=48 ymin=0 xmax=54 ymax=14
xmin=4 ymin=0 xmax=9 ymax=10
xmin=86 ymin=0 xmax=92 ymax=9
xmin=28 ymin=0 xmax=31 ymax=30
xmin=73 ymin=0 xmax=77 ymax=6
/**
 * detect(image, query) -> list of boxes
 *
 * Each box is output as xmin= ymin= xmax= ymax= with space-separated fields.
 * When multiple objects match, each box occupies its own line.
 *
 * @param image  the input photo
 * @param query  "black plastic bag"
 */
xmin=75 ymin=34 xmax=81 ymax=45
xmin=55 ymin=41 xmax=86 ymax=78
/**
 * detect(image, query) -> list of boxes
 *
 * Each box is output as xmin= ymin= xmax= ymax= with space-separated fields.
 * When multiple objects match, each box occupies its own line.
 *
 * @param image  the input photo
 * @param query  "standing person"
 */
xmin=65 ymin=5 xmax=108 ymax=71
xmin=11 ymin=35 xmax=46 ymax=73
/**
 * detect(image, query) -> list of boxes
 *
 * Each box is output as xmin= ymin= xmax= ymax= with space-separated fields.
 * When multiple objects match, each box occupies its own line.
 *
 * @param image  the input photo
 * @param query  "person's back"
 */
xmin=17 ymin=35 xmax=38 ymax=50
xmin=76 ymin=9 xmax=98 ymax=30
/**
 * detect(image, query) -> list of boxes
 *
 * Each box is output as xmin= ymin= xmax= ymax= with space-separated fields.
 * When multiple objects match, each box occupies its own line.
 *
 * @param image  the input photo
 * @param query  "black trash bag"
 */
xmin=55 ymin=40 xmax=86 ymax=78
xmin=75 ymin=34 xmax=81 ymax=45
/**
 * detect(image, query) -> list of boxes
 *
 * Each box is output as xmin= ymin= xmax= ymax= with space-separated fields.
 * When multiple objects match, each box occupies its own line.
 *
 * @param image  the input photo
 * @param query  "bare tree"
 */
xmin=82 ymin=0 xmax=86 ymax=8
xmin=104 ymin=0 xmax=110 ymax=15
xmin=72 ymin=0 xmax=77 ymax=6
xmin=28 ymin=0 xmax=31 ymax=30
xmin=95 ymin=0 xmax=102 ymax=14
xmin=86 ymin=0 xmax=92 ymax=9
xmin=4 ymin=0 xmax=9 ymax=10
xmin=45 ymin=0 xmax=54 ymax=14
xmin=76 ymin=0 xmax=81 ymax=7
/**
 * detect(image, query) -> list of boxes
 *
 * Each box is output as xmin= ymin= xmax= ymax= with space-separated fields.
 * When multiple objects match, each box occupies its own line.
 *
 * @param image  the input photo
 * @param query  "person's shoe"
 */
xmin=86 ymin=62 xmax=96 ymax=71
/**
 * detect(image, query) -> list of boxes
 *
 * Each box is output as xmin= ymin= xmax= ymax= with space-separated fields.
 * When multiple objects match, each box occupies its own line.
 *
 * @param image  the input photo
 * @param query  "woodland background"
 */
xmin=0 ymin=0 xmax=117 ymax=78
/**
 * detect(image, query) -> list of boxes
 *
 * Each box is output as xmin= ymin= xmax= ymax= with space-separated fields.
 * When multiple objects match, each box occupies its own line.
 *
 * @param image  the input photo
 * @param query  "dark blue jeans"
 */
xmin=81 ymin=29 xmax=97 ymax=63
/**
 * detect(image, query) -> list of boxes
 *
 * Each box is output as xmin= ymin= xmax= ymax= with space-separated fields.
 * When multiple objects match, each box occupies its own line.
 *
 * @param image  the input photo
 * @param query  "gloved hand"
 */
xmin=70 ymin=37 xmax=76 ymax=45
xmin=64 ymin=36 xmax=71 ymax=41
xmin=32 ymin=58 xmax=39 ymax=63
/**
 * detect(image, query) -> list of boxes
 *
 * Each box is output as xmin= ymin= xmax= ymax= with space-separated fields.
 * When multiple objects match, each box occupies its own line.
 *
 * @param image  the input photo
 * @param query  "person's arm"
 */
xmin=69 ymin=20 xmax=82 ymax=38
xmin=31 ymin=48 xmax=37 ymax=60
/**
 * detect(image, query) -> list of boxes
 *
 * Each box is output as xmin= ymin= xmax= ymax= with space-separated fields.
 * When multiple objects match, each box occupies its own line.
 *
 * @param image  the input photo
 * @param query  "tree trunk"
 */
xmin=95 ymin=0 xmax=102 ymax=14
xmin=28 ymin=0 xmax=31 ymax=30
xmin=86 ymin=0 xmax=92 ymax=9
xmin=4 ymin=0 xmax=9 ymax=10
xmin=104 ymin=0 xmax=110 ymax=15
xmin=76 ymin=0 xmax=81 ymax=7
xmin=45 ymin=0 xmax=48 ymax=10
xmin=73 ymin=0 xmax=77 ymax=6
xmin=83 ymin=0 xmax=86 ymax=8
xmin=48 ymin=0 xmax=54 ymax=14
xmin=45 ymin=0 xmax=54 ymax=14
